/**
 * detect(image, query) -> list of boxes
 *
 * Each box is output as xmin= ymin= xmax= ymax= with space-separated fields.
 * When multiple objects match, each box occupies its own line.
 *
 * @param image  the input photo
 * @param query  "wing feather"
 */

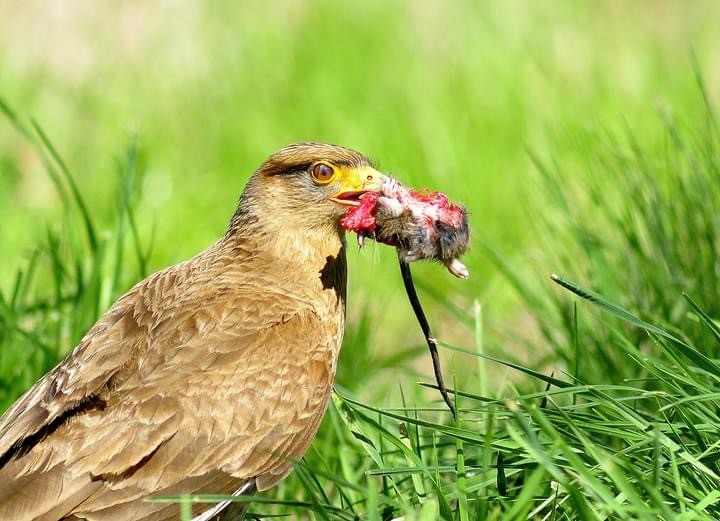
xmin=0 ymin=255 xmax=339 ymax=520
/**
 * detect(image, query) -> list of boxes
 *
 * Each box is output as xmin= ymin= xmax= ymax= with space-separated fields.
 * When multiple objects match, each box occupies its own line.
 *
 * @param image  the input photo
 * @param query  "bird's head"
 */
xmin=230 ymin=143 xmax=387 ymax=235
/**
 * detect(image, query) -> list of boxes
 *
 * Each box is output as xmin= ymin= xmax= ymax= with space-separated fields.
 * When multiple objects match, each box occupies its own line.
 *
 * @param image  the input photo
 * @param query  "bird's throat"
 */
xmin=224 ymin=219 xmax=348 ymax=300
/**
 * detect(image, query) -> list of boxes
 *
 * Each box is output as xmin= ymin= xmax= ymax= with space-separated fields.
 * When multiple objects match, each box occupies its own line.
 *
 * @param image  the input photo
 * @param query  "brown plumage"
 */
xmin=0 ymin=143 xmax=386 ymax=521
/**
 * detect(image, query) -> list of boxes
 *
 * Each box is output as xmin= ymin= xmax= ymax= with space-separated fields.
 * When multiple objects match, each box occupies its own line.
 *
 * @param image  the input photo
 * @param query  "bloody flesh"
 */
xmin=339 ymin=191 xmax=380 ymax=233
xmin=340 ymin=179 xmax=469 ymax=278
xmin=406 ymin=189 xmax=466 ymax=228
xmin=340 ymin=188 xmax=465 ymax=235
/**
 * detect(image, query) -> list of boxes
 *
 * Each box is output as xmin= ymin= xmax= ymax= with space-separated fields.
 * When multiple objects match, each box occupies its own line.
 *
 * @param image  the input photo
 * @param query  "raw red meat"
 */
xmin=339 ymin=191 xmax=380 ymax=233
xmin=340 ymin=178 xmax=470 ymax=278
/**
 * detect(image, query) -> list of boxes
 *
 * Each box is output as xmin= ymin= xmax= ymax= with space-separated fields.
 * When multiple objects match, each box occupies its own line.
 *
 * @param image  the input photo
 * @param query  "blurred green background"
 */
xmin=1 ymin=0 xmax=719 ymax=376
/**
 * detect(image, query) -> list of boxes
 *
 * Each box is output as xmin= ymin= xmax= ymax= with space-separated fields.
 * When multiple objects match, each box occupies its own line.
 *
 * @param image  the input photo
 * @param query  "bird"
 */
xmin=0 ymin=142 xmax=386 ymax=521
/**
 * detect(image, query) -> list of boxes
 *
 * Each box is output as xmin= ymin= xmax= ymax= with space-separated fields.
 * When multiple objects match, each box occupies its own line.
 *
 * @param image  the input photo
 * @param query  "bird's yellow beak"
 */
xmin=330 ymin=166 xmax=386 ymax=207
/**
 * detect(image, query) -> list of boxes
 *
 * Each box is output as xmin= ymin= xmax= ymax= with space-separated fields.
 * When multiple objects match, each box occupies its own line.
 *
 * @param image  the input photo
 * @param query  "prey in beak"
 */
xmin=329 ymin=165 xmax=386 ymax=207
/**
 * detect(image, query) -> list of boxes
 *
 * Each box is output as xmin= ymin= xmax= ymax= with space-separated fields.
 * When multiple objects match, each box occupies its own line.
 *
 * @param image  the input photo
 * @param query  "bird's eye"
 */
xmin=311 ymin=163 xmax=336 ymax=184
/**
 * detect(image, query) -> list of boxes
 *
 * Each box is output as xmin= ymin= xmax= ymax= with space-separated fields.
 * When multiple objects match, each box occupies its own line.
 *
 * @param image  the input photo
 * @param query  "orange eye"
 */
xmin=311 ymin=163 xmax=335 ymax=183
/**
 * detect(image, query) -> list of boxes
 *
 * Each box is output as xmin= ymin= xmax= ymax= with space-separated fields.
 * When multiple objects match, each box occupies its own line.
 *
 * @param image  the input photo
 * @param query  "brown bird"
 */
xmin=0 ymin=143 xmax=386 ymax=521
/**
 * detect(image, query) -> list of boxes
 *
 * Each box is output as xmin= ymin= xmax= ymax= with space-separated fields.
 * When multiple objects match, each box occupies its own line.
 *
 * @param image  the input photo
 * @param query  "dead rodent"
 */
xmin=341 ymin=178 xmax=470 ymax=278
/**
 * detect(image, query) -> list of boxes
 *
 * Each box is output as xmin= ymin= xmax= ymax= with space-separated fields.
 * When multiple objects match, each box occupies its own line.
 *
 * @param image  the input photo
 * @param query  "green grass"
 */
xmin=2 ymin=2 xmax=720 ymax=519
